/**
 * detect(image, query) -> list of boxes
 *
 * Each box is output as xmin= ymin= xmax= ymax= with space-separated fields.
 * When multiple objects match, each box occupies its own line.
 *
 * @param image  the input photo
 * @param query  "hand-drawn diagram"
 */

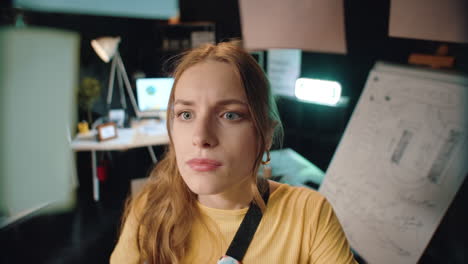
xmin=320 ymin=64 xmax=468 ymax=264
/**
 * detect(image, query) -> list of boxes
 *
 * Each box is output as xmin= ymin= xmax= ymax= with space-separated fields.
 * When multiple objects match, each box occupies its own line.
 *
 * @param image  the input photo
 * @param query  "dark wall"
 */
xmin=179 ymin=0 xmax=242 ymax=41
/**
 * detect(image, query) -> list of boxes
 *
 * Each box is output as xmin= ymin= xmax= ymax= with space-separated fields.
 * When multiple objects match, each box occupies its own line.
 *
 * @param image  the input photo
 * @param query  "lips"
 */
xmin=186 ymin=158 xmax=222 ymax=172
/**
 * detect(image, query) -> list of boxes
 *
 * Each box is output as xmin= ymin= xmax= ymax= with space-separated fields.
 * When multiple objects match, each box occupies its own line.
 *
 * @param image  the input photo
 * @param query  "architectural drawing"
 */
xmin=320 ymin=63 xmax=468 ymax=264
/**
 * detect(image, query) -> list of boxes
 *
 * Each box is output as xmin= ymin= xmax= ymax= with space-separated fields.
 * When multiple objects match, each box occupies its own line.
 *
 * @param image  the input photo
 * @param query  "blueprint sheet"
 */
xmin=319 ymin=63 xmax=468 ymax=264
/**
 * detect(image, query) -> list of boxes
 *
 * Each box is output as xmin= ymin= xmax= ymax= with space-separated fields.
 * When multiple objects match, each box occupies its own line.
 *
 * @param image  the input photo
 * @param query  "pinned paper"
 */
xmin=239 ymin=0 xmax=347 ymax=54
xmin=267 ymin=49 xmax=302 ymax=97
xmin=389 ymin=0 xmax=468 ymax=43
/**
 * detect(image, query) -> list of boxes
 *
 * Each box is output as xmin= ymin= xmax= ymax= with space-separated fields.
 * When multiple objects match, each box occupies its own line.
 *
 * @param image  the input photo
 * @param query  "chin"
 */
xmin=187 ymin=181 xmax=227 ymax=196
xmin=189 ymin=187 xmax=222 ymax=196
xmin=181 ymin=173 xmax=228 ymax=195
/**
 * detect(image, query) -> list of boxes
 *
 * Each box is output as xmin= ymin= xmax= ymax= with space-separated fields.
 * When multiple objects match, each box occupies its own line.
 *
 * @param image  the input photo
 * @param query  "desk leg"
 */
xmin=91 ymin=150 xmax=99 ymax=201
xmin=147 ymin=146 xmax=157 ymax=164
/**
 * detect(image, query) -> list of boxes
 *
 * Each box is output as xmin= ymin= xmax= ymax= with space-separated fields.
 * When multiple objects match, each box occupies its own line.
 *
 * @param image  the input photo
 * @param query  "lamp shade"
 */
xmin=91 ymin=36 xmax=121 ymax=63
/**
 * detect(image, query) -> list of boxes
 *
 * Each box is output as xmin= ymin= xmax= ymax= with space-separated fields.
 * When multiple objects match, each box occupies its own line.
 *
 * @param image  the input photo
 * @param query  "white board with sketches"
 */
xmin=319 ymin=62 xmax=468 ymax=264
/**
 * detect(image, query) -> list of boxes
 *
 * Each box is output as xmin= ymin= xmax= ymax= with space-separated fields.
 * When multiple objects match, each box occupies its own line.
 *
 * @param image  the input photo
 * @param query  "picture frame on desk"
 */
xmin=96 ymin=122 xmax=118 ymax=141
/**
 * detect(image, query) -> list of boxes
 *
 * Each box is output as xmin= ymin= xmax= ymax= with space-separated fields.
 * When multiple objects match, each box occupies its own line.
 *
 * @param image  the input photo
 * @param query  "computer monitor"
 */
xmin=136 ymin=77 xmax=174 ymax=118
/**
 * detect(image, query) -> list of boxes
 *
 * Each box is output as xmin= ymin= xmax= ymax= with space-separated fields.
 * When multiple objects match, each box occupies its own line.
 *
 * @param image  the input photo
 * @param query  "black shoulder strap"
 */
xmin=223 ymin=178 xmax=270 ymax=261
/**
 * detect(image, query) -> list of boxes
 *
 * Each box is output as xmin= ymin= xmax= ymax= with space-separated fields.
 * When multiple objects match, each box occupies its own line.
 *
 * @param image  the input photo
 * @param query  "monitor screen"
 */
xmin=136 ymin=78 xmax=174 ymax=112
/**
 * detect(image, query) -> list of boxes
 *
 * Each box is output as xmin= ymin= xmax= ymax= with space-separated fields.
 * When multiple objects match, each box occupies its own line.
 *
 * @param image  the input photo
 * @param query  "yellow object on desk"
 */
xmin=78 ymin=121 xmax=89 ymax=134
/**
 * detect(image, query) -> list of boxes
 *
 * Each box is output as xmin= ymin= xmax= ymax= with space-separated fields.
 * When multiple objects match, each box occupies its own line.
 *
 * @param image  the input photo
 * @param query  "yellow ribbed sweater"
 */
xmin=110 ymin=183 xmax=357 ymax=264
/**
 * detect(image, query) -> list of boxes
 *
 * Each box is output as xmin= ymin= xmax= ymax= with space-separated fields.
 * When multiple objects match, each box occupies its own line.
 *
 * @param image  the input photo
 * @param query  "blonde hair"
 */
xmin=120 ymin=41 xmax=283 ymax=264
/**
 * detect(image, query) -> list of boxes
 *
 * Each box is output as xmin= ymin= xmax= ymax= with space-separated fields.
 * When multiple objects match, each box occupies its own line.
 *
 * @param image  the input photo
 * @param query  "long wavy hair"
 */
xmin=120 ymin=41 xmax=283 ymax=264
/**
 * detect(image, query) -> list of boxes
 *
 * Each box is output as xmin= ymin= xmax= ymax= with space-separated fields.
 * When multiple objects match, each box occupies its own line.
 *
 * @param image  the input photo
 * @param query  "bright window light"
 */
xmin=295 ymin=78 xmax=341 ymax=106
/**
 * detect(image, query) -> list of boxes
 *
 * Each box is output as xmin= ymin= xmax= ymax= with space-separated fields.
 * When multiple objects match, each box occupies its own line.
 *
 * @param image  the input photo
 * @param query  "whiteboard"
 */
xmin=319 ymin=62 xmax=468 ymax=264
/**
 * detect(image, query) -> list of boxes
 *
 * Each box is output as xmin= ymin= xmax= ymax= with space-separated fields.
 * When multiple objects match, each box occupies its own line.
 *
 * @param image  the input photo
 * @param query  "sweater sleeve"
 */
xmin=309 ymin=196 xmax=357 ymax=264
xmin=109 ymin=200 xmax=144 ymax=264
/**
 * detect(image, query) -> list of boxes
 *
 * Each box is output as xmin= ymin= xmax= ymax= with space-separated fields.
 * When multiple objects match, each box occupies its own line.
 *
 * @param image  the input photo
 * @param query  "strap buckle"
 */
xmin=217 ymin=255 xmax=241 ymax=264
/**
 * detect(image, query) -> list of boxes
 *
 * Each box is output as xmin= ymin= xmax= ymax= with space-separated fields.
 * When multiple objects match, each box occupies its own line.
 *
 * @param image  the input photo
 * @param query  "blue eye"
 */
xmin=223 ymin=112 xmax=241 ymax=120
xmin=180 ymin=111 xmax=193 ymax=120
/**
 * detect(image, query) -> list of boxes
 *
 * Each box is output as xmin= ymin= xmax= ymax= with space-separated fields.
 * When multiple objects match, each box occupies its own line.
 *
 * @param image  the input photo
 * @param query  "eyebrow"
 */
xmin=174 ymin=99 xmax=248 ymax=107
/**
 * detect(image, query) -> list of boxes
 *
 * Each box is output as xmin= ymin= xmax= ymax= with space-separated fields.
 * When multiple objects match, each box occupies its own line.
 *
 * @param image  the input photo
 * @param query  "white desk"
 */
xmin=71 ymin=120 xmax=169 ymax=201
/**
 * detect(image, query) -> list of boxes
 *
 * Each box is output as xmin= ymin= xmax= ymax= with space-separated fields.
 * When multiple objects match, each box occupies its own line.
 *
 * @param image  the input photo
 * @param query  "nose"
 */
xmin=192 ymin=113 xmax=218 ymax=148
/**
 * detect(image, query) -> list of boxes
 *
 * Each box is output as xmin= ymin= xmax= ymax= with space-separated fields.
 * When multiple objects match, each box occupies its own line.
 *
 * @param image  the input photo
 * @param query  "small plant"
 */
xmin=78 ymin=77 xmax=101 ymax=123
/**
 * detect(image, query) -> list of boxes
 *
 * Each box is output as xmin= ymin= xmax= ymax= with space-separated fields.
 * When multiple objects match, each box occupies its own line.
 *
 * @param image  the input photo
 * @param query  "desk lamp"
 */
xmin=91 ymin=36 xmax=139 ymax=117
xmin=90 ymin=37 xmax=158 ymax=165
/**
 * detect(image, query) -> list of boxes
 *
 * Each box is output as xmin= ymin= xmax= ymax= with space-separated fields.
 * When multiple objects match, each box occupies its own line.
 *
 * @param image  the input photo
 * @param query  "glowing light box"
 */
xmin=295 ymin=78 xmax=341 ymax=106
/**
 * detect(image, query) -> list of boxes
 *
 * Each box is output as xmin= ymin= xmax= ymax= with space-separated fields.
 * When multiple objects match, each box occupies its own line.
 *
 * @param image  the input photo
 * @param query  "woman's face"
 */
xmin=172 ymin=60 xmax=258 ymax=196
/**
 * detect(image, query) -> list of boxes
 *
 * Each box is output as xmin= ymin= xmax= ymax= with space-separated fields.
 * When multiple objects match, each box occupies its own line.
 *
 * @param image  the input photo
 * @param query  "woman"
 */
xmin=110 ymin=41 xmax=357 ymax=264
